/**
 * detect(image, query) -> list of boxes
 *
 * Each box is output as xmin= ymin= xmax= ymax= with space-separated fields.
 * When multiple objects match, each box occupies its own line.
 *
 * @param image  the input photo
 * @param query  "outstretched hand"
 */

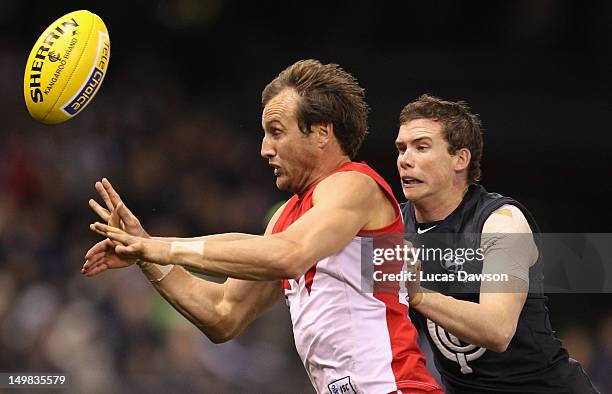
xmin=82 ymin=178 xmax=149 ymax=277
xmin=88 ymin=178 xmax=149 ymax=238
xmin=90 ymin=222 xmax=171 ymax=266
xmin=82 ymin=238 xmax=137 ymax=276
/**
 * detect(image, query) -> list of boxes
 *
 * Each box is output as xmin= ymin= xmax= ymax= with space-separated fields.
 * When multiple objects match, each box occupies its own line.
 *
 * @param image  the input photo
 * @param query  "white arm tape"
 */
xmin=141 ymin=241 xmax=205 ymax=283
xmin=170 ymin=240 xmax=205 ymax=256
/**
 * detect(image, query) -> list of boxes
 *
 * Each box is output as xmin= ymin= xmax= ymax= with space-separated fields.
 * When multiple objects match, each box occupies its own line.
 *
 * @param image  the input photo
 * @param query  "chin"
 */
xmin=275 ymin=177 xmax=291 ymax=192
xmin=402 ymin=187 xmax=427 ymax=202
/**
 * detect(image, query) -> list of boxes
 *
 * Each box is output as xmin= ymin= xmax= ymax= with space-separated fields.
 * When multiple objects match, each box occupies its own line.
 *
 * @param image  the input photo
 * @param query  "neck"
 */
xmin=297 ymin=155 xmax=351 ymax=195
xmin=414 ymin=183 xmax=470 ymax=223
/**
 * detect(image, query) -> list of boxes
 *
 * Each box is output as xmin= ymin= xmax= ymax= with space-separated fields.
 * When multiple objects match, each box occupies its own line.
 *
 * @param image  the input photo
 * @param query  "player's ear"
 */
xmin=453 ymin=148 xmax=471 ymax=172
xmin=312 ymin=122 xmax=334 ymax=148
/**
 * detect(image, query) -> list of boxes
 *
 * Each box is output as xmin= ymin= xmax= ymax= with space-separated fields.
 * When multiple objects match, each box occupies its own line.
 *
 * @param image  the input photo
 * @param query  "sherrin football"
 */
xmin=24 ymin=10 xmax=110 ymax=124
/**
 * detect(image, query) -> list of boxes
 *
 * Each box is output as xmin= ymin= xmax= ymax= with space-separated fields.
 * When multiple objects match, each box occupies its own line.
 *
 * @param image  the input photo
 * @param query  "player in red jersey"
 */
xmin=83 ymin=60 xmax=442 ymax=393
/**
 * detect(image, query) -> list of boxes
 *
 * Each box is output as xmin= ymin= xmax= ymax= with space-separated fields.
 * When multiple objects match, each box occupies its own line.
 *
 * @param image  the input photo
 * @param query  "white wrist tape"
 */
xmin=170 ymin=240 xmax=205 ymax=256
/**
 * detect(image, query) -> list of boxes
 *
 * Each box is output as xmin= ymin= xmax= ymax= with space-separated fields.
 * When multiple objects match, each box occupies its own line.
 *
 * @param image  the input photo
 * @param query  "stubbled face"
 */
xmin=396 ymin=118 xmax=458 ymax=203
xmin=261 ymin=89 xmax=319 ymax=194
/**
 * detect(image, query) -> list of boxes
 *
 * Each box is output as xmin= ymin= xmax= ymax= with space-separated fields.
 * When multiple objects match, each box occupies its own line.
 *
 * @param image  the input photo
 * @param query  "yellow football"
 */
xmin=23 ymin=10 xmax=110 ymax=124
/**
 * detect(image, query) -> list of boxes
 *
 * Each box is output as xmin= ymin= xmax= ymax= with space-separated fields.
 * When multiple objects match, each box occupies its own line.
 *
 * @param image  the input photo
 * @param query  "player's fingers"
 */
xmin=109 ymin=207 xmax=121 ymax=228
xmin=116 ymin=203 xmax=133 ymax=225
xmin=90 ymin=264 xmax=108 ymax=276
xmin=115 ymin=243 xmax=141 ymax=255
xmin=82 ymin=260 xmax=91 ymax=272
xmin=89 ymin=225 xmax=123 ymax=244
xmin=95 ymin=181 xmax=115 ymax=211
xmin=85 ymin=246 xmax=108 ymax=263
xmin=83 ymin=251 xmax=106 ymax=269
xmin=92 ymin=222 xmax=128 ymax=235
xmin=83 ymin=263 xmax=108 ymax=277
xmin=90 ymin=223 xmax=109 ymax=238
xmin=100 ymin=228 xmax=133 ymax=246
xmin=116 ymin=203 xmax=149 ymax=237
xmin=82 ymin=254 xmax=104 ymax=272
xmin=102 ymin=178 xmax=124 ymax=207
xmin=118 ymin=201 xmax=134 ymax=217
xmin=118 ymin=202 xmax=138 ymax=224
xmin=89 ymin=199 xmax=110 ymax=222
xmin=84 ymin=239 xmax=112 ymax=259
xmin=84 ymin=242 xmax=104 ymax=259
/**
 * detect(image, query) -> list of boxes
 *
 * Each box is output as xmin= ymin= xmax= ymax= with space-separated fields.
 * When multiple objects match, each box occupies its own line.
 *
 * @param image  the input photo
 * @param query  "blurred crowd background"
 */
xmin=1 ymin=1 xmax=611 ymax=392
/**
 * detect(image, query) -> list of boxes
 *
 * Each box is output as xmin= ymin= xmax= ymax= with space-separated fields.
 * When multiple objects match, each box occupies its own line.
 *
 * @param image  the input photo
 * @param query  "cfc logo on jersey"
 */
xmin=427 ymin=318 xmax=486 ymax=374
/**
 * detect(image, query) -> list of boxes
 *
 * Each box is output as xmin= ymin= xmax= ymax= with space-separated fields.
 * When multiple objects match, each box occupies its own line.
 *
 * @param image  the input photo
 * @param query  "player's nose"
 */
xmin=398 ymin=150 xmax=415 ymax=168
xmin=261 ymin=135 xmax=276 ymax=159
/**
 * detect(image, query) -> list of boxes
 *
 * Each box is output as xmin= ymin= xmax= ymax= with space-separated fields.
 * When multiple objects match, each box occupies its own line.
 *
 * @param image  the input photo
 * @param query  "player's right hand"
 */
xmin=81 ymin=238 xmax=137 ymax=276
xmin=404 ymin=240 xmax=424 ymax=307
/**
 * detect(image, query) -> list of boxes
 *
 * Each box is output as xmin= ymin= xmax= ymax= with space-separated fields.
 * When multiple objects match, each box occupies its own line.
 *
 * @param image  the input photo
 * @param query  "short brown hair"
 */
xmin=262 ymin=59 xmax=369 ymax=159
xmin=399 ymin=94 xmax=483 ymax=183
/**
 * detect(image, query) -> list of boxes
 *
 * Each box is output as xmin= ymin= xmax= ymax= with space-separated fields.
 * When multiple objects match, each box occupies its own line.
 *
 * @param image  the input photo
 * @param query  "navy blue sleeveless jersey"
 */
xmin=402 ymin=184 xmax=599 ymax=394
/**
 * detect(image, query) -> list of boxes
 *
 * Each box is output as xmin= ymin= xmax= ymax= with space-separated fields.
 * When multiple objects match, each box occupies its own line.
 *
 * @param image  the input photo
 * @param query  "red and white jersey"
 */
xmin=273 ymin=162 xmax=440 ymax=394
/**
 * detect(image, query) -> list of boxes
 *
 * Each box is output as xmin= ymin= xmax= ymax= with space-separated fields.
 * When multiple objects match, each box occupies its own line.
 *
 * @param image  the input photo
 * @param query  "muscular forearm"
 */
xmin=169 ymin=235 xmax=303 ymax=281
xmin=142 ymin=263 xmax=282 ymax=343
xmin=414 ymin=292 xmax=519 ymax=352
xmin=144 ymin=265 xmax=231 ymax=343
xmin=151 ymin=233 xmax=264 ymax=277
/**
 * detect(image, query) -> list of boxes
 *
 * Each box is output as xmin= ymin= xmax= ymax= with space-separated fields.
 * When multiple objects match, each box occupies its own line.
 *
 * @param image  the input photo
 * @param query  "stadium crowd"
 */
xmin=1 ymin=41 xmax=610 ymax=393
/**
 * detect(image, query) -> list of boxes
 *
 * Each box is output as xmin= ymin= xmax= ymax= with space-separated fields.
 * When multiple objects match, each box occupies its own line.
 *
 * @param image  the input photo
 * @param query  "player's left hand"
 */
xmin=90 ymin=222 xmax=172 ymax=265
xmin=89 ymin=178 xmax=149 ymax=238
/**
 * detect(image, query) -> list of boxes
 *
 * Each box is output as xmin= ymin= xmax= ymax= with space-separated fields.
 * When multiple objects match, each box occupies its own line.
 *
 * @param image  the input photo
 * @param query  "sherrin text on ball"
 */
xmin=24 ymin=10 xmax=110 ymax=124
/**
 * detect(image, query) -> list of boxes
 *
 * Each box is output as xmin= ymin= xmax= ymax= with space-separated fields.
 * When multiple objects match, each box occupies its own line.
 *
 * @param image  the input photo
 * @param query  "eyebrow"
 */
xmin=411 ymin=136 xmax=432 ymax=144
xmin=395 ymin=136 xmax=432 ymax=147
xmin=264 ymin=119 xmax=285 ymax=130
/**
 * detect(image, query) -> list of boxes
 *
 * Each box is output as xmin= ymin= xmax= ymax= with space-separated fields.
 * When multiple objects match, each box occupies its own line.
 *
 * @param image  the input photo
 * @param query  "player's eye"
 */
xmin=417 ymin=145 xmax=429 ymax=151
xmin=267 ymin=129 xmax=281 ymax=138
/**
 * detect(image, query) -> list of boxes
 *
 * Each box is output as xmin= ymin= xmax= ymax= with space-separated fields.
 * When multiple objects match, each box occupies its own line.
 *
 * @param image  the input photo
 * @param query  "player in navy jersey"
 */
xmin=396 ymin=95 xmax=599 ymax=393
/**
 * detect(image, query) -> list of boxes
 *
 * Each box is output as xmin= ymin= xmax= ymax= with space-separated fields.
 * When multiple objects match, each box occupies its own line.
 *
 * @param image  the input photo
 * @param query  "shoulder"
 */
xmin=312 ymin=170 xmax=397 ymax=230
xmin=482 ymin=204 xmax=532 ymax=234
xmin=313 ymin=170 xmax=381 ymax=205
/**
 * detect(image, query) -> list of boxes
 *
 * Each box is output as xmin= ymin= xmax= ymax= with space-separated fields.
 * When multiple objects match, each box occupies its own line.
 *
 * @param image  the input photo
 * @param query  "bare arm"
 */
xmin=141 ymin=202 xmax=288 ymax=343
xmin=413 ymin=206 xmax=535 ymax=352
xmin=83 ymin=178 xmax=260 ymax=276
xmin=94 ymin=171 xmax=394 ymax=281
xmin=151 ymin=266 xmax=283 ymax=343
xmin=85 ymin=177 xmax=286 ymax=343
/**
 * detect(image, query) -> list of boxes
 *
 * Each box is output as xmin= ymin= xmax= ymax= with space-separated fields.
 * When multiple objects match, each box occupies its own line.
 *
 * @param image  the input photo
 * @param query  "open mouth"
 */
xmin=402 ymin=176 xmax=423 ymax=185
xmin=269 ymin=163 xmax=281 ymax=176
